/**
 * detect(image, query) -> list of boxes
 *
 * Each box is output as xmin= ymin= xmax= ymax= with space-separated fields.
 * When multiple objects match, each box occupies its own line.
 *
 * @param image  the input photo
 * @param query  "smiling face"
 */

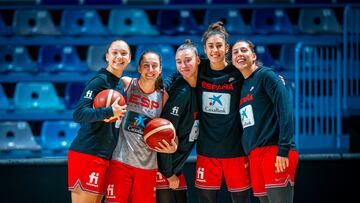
xmin=204 ymin=34 xmax=228 ymax=65
xmin=138 ymin=52 xmax=162 ymax=82
xmin=175 ymin=49 xmax=199 ymax=79
xmin=231 ymin=41 xmax=257 ymax=72
xmin=105 ymin=40 xmax=131 ymax=76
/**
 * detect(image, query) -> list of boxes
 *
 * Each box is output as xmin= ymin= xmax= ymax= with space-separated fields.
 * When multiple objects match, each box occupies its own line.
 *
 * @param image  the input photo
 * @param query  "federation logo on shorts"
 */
xmin=86 ymin=172 xmax=99 ymax=187
xmin=107 ymin=184 xmax=115 ymax=198
xmin=202 ymin=92 xmax=230 ymax=115
xmin=156 ymin=172 xmax=166 ymax=183
xmin=196 ymin=167 xmax=206 ymax=183
xmin=240 ymin=105 xmax=255 ymax=128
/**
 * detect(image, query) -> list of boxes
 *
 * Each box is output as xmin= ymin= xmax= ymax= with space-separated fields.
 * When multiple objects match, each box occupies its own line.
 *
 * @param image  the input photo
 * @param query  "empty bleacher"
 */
xmin=1 ymin=2 xmax=360 ymax=203
xmin=0 ymin=0 xmax=359 ymax=159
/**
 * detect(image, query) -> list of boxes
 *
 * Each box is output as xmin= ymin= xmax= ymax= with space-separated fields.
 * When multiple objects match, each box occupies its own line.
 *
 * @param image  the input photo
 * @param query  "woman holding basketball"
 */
xmin=156 ymin=39 xmax=200 ymax=203
xmin=104 ymin=51 xmax=177 ymax=203
xmin=232 ymin=40 xmax=298 ymax=203
xmin=68 ymin=40 xmax=129 ymax=203
xmin=194 ymin=21 xmax=251 ymax=203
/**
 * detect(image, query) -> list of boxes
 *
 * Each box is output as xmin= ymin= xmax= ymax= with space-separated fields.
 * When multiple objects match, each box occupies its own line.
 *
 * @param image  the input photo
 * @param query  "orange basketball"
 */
xmin=93 ymin=89 xmax=126 ymax=122
xmin=143 ymin=118 xmax=177 ymax=150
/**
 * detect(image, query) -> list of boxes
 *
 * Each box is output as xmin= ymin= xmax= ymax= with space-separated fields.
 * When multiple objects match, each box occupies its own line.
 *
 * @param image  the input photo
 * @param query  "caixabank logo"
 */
xmin=202 ymin=92 xmax=230 ymax=115
xmin=124 ymin=111 xmax=151 ymax=135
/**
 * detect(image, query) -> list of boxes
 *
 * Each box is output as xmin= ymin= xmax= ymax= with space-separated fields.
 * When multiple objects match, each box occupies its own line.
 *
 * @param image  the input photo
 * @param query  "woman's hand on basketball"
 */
xmin=154 ymin=139 xmax=177 ymax=153
xmin=167 ymin=175 xmax=180 ymax=189
xmin=112 ymin=97 xmax=127 ymax=118
xmin=275 ymin=156 xmax=289 ymax=173
xmin=103 ymin=97 xmax=127 ymax=122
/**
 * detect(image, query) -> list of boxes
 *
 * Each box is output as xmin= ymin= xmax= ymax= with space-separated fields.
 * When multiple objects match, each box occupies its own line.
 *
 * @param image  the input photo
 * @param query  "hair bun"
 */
xmin=184 ymin=39 xmax=193 ymax=45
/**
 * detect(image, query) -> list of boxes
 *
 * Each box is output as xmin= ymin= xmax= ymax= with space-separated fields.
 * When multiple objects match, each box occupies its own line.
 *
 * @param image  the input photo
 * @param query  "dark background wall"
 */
xmin=1 ymin=156 xmax=359 ymax=203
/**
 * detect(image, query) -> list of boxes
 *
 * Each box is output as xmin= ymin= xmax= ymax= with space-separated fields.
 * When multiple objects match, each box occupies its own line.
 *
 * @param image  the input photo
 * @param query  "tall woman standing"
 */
xmin=68 ymin=40 xmax=130 ymax=203
xmin=232 ymin=40 xmax=298 ymax=203
xmin=156 ymin=39 xmax=200 ymax=203
xmin=105 ymin=51 xmax=177 ymax=203
xmin=195 ymin=22 xmax=251 ymax=203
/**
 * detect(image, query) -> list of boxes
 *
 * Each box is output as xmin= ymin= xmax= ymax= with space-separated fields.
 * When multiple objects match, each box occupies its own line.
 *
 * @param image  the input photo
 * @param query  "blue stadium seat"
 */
xmin=0 ymin=0 xmax=37 ymax=4
xmin=84 ymin=0 xmax=122 ymax=4
xmin=12 ymin=10 xmax=59 ymax=35
xmin=38 ymin=45 xmax=87 ymax=72
xmin=41 ymin=0 xmax=79 ymax=4
xmin=135 ymin=44 xmax=176 ymax=77
xmin=108 ymin=9 xmax=158 ymax=35
xmin=169 ymin=0 xmax=206 ymax=4
xmin=278 ymin=44 xmax=295 ymax=81
xmin=87 ymin=45 xmax=108 ymax=72
xmin=0 ymin=45 xmax=37 ymax=73
xmin=0 ymin=122 xmax=41 ymax=155
xmin=337 ymin=0 xmax=358 ymax=3
xmin=250 ymin=0 xmax=292 ymax=3
xmin=40 ymin=121 xmax=79 ymax=154
xmin=296 ymin=0 xmax=333 ymax=3
xmin=61 ymin=9 xmax=107 ymax=35
xmin=156 ymin=10 xmax=202 ymax=35
xmin=298 ymin=8 xmax=342 ymax=34
xmin=251 ymin=9 xmax=295 ymax=34
xmin=0 ymin=12 xmax=12 ymax=36
xmin=123 ymin=65 xmax=139 ymax=78
xmin=255 ymin=45 xmax=277 ymax=67
xmin=211 ymin=0 xmax=247 ymax=3
xmin=65 ymin=82 xmax=85 ymax=109
xmin=0 ymin=84 xmax=10 ymax=111
xmin=14 ymin=82 xmax=65 ymax=110
xmin=194 ymin=43 xmax=206 ymax=59
xmin=158 ymin=44 xmax=177 ymax=77
xmin=280 ymin=44 xmax=295 ymax=71
xmin=125 ymin=0 xmax=164 ymax=4
xmin=204 ymin=9 xmax=250 ymax=34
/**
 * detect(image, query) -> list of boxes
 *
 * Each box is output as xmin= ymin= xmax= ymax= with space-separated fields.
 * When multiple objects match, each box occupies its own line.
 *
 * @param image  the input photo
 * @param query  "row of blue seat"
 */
xmin=1 ymin=0 xmax=354 ymax=5
xmin=0 ymin=44 xmax=177 ymax=74
xmin=0 ymin=120 xmax=197 ymax=159
xmin=0 ymin=82 xmax=84 ymax=110
xmin=0 ymin=43 xmax=296 ymax=74
xmin=1 ymin=0 xmax=244 ymax=5
xmin=0 ymin=8 xmax=343 ymax=36
xmin=0 ymin=121 xmax=79 ymax=158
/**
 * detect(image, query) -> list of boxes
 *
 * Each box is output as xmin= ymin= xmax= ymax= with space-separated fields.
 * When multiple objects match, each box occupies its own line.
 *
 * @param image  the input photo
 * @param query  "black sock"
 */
xmin=266 ymin=184 xmax=294 ymax=203
xmin=197 ymin=189 xmax=217 ymax=203
xmin=156 ymin=189 xmax=174 ymax=203
xmin=230 ymin=190 xmax=250 ymax=203
xmin=258 ymin=196 xmax=270 ymax=203
xmin=174 ymin=190 xmax=187 ymax=203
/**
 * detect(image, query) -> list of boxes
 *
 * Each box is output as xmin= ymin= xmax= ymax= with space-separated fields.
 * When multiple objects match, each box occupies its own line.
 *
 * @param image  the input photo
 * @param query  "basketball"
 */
xmin=93 ymin=89 xmax=126 ymax=122
xmin=143 ymin=118 xmax=177 ymax=150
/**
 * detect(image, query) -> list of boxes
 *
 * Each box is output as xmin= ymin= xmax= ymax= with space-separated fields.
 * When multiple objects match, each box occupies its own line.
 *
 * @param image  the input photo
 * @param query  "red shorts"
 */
xmin=195 ymin=154 xmax=251 ymax=192
xmin=249 ymin=146 xmax=299 ymax=197
xmin=105 ymin=160 xmax=157 ymax=203
xmin=156 ymin=172 xmax=187 ymax=190
xmin=67 ymin=150 xmax=110 ymax=195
